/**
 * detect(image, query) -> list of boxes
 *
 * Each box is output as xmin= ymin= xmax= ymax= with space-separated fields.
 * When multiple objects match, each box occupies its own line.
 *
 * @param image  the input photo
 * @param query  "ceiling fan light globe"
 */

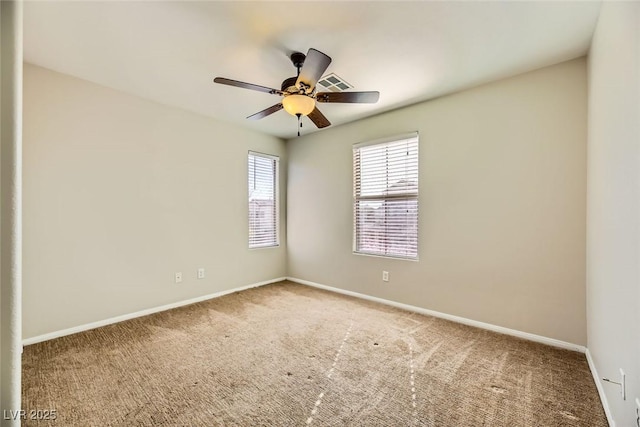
xmin=282 ymin=94 xmax=315 ymax=116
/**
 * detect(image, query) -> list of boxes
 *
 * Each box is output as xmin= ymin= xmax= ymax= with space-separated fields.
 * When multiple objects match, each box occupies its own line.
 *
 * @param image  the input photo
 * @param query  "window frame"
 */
xmin=248 ymin=151 xmax=280 ymax=249
xmin=352 ymin=132 xmax=419 ymax=260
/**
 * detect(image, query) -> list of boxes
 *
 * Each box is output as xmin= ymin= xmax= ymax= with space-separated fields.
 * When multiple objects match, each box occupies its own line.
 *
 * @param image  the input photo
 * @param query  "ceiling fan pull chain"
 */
xmin=297 ymin=113 xmax=302 ymax=136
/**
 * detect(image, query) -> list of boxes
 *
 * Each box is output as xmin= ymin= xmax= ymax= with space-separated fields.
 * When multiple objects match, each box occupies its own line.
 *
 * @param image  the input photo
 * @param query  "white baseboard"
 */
xmin=22 ymin=277 xmax=286 ymax=346
xmin=287 ymin=276 xmax=586 ymax=353
xmin=585 ymin=348 xmax=615 ymax=427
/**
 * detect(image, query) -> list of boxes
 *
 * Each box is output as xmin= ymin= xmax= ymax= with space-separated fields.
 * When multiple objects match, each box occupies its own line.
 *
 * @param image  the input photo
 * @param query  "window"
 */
xmin=248 ymin=152 xmax=279 ymax=248
xmin=353 ymin=133 xmax=419 ymax=259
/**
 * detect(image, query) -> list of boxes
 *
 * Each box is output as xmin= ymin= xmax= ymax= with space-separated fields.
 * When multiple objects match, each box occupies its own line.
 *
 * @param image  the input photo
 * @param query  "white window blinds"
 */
xmin=248 ymin=152 xmax=279 ymax=248
xmin=353 ymin=133 xmax=419 ymax=259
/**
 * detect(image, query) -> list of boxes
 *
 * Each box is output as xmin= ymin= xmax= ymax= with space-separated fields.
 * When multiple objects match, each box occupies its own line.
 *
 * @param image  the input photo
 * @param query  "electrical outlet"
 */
xmin=197 ymin=268 xmax=205 ymax=279
xmin=175 ymin=272 xmax=182 ymax=284
xmin=382 ymin=271 xmax=389 ymax=282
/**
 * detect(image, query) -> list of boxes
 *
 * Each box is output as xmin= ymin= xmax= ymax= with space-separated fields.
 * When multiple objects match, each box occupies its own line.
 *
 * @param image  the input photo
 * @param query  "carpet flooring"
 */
xmin=22 ymin=281 xmax=607 ymax=426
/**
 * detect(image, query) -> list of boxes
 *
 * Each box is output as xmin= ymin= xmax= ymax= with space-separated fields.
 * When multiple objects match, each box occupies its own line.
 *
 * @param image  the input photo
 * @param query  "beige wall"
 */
xmin=287 ymin=58 xmax=587 ymax=345
xmin=587 ymin=2 xmax=640 ymax=425
xmin=24 ymin=58 xmax=590 ymax=347
xmin=23 ymin=64 xmax=287 ymax=339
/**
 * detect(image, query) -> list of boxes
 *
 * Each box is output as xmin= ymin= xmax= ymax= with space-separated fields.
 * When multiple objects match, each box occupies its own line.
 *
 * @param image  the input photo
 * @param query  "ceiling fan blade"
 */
xmin=316 ymin=91 xmax=380 ymax=104
xmin=247 ymin=103 xmax=284 ymax=120
xmin=296 ymin=48 xmax=332 ymax=93
xmin=214 ymin=77 xmax=283 ymax=96
xmin=307 ymin=107 xmax=331 ymax=129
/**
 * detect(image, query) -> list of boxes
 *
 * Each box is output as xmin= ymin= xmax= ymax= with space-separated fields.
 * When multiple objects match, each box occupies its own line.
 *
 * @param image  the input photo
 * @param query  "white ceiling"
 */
xmin=24 ymin=1 xmax=601 ymax=139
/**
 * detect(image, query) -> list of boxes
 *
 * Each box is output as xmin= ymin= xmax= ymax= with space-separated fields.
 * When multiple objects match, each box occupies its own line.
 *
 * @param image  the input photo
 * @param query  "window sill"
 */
xmin=249 ymin=244 xmax=280 ymax=250
xmin=352 ymin=251 xmax=419 ymax=262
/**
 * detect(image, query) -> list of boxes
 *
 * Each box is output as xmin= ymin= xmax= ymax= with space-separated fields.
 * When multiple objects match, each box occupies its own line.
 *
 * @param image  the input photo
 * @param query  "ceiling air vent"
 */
xmin=317 ymin=73 xmax=353 ymax=92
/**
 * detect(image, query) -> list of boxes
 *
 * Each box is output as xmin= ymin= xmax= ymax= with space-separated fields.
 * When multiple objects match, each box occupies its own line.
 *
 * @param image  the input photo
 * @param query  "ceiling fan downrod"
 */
xmin=290 ymin=52 xmax=306 ymax=77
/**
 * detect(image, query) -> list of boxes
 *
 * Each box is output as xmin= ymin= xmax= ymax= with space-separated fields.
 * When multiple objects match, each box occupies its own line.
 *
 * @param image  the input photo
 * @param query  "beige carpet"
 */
xmin=22 ymin=281 xmax=607 ymax=426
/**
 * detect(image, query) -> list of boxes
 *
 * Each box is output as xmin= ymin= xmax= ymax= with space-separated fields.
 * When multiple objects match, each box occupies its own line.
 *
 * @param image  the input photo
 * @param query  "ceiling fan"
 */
xmin=214 ymin=48 xmax=380 ymax=135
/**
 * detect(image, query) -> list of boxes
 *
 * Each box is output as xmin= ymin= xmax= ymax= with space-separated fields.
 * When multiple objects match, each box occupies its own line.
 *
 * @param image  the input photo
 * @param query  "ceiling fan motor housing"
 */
xmin=281 ymin=76 xmax=298 ymax=92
